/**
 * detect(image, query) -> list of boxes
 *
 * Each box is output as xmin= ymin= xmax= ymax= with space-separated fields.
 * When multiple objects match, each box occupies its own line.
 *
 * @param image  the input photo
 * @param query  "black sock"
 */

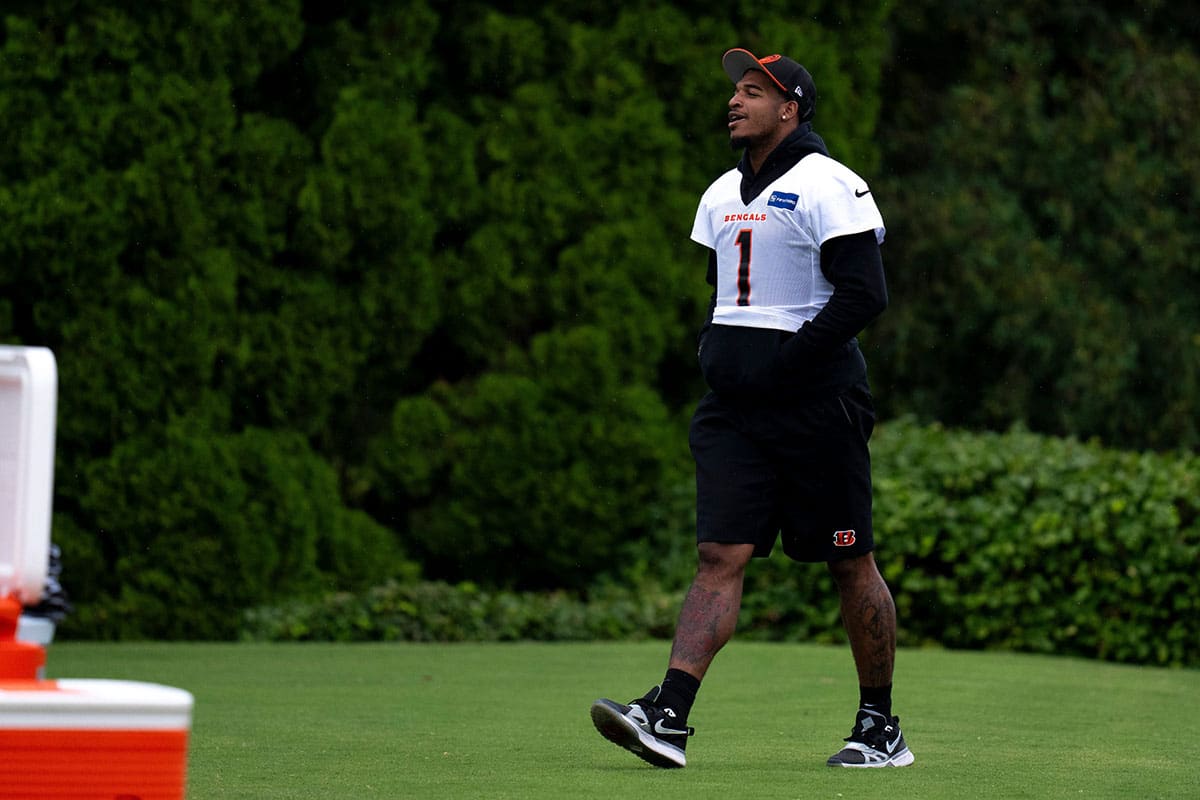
xmin=860 ymin=684 xmax=893 ymax=719
xmin=656 ymin=668 xmax=701 ymax=721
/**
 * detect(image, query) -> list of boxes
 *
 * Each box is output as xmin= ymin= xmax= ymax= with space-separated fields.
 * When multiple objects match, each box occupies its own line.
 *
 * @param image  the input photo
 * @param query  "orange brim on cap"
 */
xmin=722 ymin=48 xmax=789 ymax=95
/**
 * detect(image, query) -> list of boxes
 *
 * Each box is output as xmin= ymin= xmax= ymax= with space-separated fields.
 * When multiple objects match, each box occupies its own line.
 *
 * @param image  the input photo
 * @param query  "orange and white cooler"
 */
xmin=0 ymin=346 xmax=195 ymax=798
xmin=0 ymin=678 xmax=194 ymax=799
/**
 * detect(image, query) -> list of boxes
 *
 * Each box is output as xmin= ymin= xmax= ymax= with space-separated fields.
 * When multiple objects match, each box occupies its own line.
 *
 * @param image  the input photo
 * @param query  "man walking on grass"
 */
xmin=590 ymin=47 xmax=914 ymax=770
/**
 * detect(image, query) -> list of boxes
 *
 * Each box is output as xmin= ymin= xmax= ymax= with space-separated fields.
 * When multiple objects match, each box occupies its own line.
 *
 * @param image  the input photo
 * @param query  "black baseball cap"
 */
xmin=722 ymin=48 xmax=816 ymax=122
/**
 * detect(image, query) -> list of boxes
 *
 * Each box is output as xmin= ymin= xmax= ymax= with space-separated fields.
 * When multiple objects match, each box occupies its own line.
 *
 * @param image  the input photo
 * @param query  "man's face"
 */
xmin=727 ymin=69 xmax=787 ymax=149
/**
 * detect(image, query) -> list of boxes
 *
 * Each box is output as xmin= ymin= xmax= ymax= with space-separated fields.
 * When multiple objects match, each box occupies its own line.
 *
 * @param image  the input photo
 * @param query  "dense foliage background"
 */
xmin=1 ymin=1 xmax=1196 ymax=660
xmin=871 ymin=1 xmax=1200 ymax=448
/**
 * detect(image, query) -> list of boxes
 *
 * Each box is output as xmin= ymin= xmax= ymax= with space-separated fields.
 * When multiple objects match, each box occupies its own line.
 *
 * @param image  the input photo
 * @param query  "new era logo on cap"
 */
xmin=722 ymin=48 xmax=816 ymax=122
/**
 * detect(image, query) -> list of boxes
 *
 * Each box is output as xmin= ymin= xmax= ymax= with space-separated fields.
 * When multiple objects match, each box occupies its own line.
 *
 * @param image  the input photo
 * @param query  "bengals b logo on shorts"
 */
xmin=833 ymin=529 xmax=857 ymax=547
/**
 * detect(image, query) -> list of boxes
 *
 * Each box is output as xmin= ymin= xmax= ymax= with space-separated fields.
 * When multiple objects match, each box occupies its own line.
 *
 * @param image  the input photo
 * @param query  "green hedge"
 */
xmin=242 ymin=580 xmax=681 ymax=643
xmin=56 ymin=423 xmax=419 ymax=640
xmin=243 ymin=421 xmax=1200 ymax=667
xmin=874 ymin=419 xmax=1199 ymax=666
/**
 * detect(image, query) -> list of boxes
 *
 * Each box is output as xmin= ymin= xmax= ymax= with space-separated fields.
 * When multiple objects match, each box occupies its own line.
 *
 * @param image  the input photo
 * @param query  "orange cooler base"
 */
xmin=0 ymin=729 xmax=189 ymax=799
xmin=0 ymin=679 xmax=193 ymax=800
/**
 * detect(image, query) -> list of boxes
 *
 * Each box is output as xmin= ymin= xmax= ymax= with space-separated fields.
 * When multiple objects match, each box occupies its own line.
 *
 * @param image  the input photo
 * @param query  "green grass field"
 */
xmin=45 ymin=641 xmax=1199 ymax=799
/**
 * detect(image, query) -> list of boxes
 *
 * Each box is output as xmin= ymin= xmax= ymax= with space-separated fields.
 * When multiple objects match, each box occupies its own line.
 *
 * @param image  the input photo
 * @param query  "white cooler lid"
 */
xmin=0 ymin=346 xmax=58 ymax=604
xmin=0 ymin=679 xmax=194 ymax=730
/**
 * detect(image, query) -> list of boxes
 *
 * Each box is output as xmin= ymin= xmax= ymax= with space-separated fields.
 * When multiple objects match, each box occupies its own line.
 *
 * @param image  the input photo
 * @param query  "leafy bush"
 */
xmin=367 ymin=327 xmax=688 ymax=591
xmin=247 ymin=421 xmax=1200 ymax=667
xmin=57 ymin=421 xmax=418 ymax=640
xmin=742 ymin=419 xmax=1200 ymax=667
xmin=242 ymin=580 xmax=681 ymax=643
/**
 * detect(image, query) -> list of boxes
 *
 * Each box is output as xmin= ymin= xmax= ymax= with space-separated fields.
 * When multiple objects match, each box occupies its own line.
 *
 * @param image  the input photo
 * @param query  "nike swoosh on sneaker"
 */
xmin=886 ymin=734 xmax=902 ymax=753
xmin=653 ymin=719 xmax=691 ymax=737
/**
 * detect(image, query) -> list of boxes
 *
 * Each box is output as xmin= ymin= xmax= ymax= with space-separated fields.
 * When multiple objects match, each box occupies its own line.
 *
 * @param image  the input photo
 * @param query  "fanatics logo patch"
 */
xmin=767 ymin=191 xmax=799 ymax=210
xmin=833 ymin=529 xmax=857 ymax=547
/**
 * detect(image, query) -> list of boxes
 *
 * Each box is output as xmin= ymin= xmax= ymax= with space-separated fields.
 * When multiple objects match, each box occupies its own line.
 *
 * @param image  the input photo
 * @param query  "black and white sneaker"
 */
xmin=826 ymin=708 xmax=915 ymax=768
xmin=590 ymin=689 xmax=694 ymax=768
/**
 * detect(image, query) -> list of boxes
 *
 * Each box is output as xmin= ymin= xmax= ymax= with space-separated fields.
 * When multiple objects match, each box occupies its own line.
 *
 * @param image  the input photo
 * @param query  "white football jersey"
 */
xmin=690 ymin=154 xmax=885 ymax=332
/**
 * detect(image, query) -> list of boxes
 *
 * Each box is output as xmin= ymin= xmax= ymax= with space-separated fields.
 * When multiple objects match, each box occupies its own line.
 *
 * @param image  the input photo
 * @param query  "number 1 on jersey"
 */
xmin=735 ymin=228 xmax=752 ymax=306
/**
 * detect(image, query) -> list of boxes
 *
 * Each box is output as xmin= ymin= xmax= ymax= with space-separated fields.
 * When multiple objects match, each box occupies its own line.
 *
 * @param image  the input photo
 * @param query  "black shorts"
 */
xmin=688 ymin=382 xmax=877 ymax=562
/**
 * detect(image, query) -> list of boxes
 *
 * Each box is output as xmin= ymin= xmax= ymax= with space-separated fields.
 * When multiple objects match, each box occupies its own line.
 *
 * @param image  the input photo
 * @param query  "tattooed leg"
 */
xmin=829 ymin=552 xmax=896 ymax=687
xmin=668 ymin=542 xmax=755 ymax=680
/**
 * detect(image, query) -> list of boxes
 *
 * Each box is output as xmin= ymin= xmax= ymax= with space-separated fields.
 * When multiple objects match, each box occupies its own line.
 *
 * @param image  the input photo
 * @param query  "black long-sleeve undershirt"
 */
xmin=785 ymin=229 xmax=887 ymax=363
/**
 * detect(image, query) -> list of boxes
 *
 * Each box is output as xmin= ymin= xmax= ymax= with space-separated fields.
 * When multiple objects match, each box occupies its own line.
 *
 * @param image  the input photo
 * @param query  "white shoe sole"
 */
xmin=828 ymin=745 xmax=915 ymax=768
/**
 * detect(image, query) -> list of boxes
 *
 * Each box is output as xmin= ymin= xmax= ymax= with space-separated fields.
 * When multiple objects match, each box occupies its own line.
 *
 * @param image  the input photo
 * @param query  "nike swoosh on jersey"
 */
xmin=854 ymin=188 xmax=871 ymax=197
